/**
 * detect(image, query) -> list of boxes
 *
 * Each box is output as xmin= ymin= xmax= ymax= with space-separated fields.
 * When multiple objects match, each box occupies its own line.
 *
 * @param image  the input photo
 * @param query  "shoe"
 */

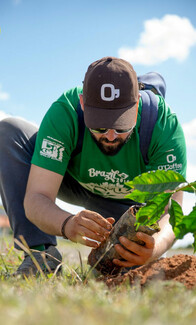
xmin=14 ymin=246 xmax=62 ymax=277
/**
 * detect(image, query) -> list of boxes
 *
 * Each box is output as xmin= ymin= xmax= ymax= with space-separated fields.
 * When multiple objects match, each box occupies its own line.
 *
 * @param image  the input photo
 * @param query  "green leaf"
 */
xmin=125 ymin=190 xmax=159 ymax=203
xmin=168 ymin=200 xmax=188 ymax=238
xmin=180 ymin=181 xmax=196 ymax=193
xmin=173 ymin=224 xmax=189 ymax=239
xmin=125 ymin=170 xmax=186 ymax=193
xmin=193 ymin=234 xmax=196 ymax=253
xmin=181 ymin=206 xmax=196 ymax=233
xmin=169 ymin=199 xmax=184 ymax=229
xmin=172 ymin=206 xmax=196 ymax=239
xmin=135 ymin=192 xmax=172 ymax=227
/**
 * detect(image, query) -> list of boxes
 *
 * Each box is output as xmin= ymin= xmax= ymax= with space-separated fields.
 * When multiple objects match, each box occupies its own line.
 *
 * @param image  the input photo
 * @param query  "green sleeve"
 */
xmin=146 ymin=96 xmax=187 ymax=178
xmin=31 ymin=87 xmax=82 ymax=176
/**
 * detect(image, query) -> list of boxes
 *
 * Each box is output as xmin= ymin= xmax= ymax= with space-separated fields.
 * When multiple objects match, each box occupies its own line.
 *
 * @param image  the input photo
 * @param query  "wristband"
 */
xmin=61 ymin=214 xmax=74 ymax=239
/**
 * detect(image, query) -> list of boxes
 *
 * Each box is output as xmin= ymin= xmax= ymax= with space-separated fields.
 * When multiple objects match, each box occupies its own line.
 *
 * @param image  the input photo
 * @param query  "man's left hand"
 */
xmin=113 ymin=232 xmax=155 ymax=268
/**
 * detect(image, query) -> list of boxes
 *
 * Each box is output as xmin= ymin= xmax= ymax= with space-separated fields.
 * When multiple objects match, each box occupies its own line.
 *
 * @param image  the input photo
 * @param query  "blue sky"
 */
xmin=0 ymin=0 xmax=196 ymax=246
xmin=0 ymin=0 xmax=196 ymax=125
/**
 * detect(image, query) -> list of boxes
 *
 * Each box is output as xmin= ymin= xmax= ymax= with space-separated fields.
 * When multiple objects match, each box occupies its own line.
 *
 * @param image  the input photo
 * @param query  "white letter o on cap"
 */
xmin=101 ymin=84 xmax=120 ymax=101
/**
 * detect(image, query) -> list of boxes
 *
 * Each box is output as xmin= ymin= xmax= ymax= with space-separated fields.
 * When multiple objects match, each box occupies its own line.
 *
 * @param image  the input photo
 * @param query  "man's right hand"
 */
xmin=63 ymin=210 xmax=115 ymax=247
xmin=24 ymin=165 xmax=115 ymax=247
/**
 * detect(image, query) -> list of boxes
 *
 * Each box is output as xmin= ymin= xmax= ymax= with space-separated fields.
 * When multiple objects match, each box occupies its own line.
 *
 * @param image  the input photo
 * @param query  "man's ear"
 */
xmin=79 ymin=94 xmax=84 ymax=111
xmin=134 ymin=95 xmax=140 ymax=124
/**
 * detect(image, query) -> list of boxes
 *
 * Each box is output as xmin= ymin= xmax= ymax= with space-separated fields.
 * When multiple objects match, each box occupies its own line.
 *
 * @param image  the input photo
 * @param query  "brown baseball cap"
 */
xmin=83 ymin=56 xmax=139 ymax=130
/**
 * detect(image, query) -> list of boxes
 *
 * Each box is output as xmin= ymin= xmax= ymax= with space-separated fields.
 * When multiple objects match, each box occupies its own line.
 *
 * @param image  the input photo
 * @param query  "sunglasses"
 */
xmin=89 ymin=127 xmax=134 ymax=135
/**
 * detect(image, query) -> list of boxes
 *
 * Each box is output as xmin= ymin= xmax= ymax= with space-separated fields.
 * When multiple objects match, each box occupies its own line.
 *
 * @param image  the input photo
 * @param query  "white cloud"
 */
xmin=186 ymin=162 xmax=196 ymax=183
xmin=182 ymin=119 xmax=196 ymax=182
xmin=183 ymin=118 xmax=196 ymax=148
xmin=118 ymin=15 xmax=196 ymax=65
xmin=183 ymin=191 xmax=195 ymax=215
xmin=0 ymin=85 xmax=10 ymax=101
xmin=0 ymin=110 xmax=10 ymax=120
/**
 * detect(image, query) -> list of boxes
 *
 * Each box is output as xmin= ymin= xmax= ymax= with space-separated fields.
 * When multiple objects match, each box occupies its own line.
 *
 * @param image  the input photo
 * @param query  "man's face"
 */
xmin=89 ymin=129 xmax=134 ymax=156
xmin=79 ymin=94 xmax=135 ymax=155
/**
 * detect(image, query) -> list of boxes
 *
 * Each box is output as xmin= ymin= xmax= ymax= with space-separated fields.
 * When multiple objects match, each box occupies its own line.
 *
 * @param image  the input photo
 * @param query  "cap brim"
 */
xmin=84 ymin=104 xmax=137 ymax=130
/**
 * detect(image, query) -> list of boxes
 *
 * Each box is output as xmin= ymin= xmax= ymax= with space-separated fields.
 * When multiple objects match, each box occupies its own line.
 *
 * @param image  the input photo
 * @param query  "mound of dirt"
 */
xmin=104 ymin=254 xmax=196 ymax=289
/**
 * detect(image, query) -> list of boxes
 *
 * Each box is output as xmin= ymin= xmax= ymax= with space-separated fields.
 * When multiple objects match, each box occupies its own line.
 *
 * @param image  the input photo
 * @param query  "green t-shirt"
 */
xmin=31 ymin=87 xmax=187 ymax=200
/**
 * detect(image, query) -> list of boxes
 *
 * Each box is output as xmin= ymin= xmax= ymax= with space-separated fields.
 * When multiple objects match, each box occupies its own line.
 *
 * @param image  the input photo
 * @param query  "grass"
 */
xmin=0 ymin=235 xmax=196 ymax=325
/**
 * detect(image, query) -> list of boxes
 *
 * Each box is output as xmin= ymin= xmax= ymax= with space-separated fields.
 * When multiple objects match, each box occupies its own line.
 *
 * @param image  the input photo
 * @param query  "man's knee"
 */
xmin=0 ymin=117 xmax=24 ymax=143
xmin=0 ymin=117 xmax=38 ymax=149
xmin=0 ymin=118 xmax=18 ymax=152
xmin=0 ymin=117 xmax=16 ymax=136
xmin=0 ymin=116 xmax=37 ymax=136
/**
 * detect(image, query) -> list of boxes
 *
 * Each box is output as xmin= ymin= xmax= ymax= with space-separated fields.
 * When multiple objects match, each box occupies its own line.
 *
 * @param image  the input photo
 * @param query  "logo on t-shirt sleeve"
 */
xmin=157 ymin=149 xmax=182 ymax=172
xmin=40 ymin=138 xmax=64 ymax=162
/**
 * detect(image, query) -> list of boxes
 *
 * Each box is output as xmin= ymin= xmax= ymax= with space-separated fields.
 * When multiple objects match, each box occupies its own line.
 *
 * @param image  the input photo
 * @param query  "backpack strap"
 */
xmin=138 ymin=72 xmax=166 ymax=98
xmin=71 ymin=101 xmax=85 ymax=158
xmin=139 ymin=90 xmax=159 ymax=165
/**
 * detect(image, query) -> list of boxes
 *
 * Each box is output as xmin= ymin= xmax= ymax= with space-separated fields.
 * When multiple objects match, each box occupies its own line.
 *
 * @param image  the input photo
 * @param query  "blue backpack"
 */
xmin=72 ymin=72 xmax=166 ymax=165
xmin=137 ymin=72 xmax=166 ymax=164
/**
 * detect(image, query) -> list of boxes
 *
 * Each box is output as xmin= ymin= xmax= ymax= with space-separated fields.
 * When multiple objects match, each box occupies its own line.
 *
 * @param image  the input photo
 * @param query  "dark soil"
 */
xmin=103 ymin=254 xmax=196 ymax=289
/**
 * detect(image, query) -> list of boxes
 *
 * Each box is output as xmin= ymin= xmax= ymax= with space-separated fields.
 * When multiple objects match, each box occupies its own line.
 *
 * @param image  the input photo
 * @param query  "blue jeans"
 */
xmin=0 ymin=117 xmax=135 ymax=249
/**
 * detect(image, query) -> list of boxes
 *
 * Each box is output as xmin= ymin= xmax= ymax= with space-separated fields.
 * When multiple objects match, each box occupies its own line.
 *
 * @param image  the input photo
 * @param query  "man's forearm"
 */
xmin=151 ymin=190 xmax=183 ymax=260
xmin=24 ymin=192 xmax=71 ymax=236
xmin=24 ymin=191 xmax=114 ymax=247
xmin=151 ymin=212 xmax=176 ymax=260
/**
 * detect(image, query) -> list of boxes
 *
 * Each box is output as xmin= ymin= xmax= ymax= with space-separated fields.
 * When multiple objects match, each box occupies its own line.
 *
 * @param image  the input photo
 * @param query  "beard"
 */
xmin=90 ymin=131 xmax=133 ymax=156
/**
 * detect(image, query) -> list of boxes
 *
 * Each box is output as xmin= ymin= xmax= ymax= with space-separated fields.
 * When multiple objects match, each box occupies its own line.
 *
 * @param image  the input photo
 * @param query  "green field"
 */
xmin=0 ymin=235 xmax=196 ymax=325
